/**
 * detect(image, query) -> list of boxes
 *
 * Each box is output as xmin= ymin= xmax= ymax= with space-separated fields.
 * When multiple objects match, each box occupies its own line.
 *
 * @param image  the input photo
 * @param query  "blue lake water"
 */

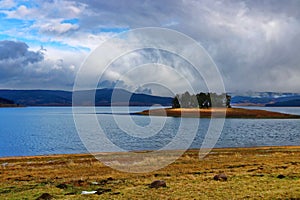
xmin=0 ymin=106 xmax=300 ymax=157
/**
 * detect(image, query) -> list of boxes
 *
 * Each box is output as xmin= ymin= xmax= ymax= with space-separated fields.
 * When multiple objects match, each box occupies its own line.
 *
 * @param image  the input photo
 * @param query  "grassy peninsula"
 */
xmin=137 ymin=107 xmax=300 ymax=119
xmin=1 ymin=147 xmax=300 ymax=199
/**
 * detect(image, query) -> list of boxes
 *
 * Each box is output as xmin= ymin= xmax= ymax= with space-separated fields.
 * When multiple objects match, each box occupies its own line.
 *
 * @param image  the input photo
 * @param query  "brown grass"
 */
xmin=1 ymin=146 xmax=300 ymax=199
xmin=137 ymin=107 xmax=300 ymax=118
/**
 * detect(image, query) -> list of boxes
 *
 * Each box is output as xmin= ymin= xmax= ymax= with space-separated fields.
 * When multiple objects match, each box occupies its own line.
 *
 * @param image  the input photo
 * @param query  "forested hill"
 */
xmin=0 ymin=89 xmax=173 ymax=106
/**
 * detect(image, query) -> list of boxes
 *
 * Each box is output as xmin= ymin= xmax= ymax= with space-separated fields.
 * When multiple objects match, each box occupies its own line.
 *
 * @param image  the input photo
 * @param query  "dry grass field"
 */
xmin=1 ymin=146 xmax=300 ymax=199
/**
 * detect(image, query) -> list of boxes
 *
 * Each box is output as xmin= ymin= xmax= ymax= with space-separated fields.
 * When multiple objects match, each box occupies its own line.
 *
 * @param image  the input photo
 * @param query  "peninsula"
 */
xmin=137 ymin=107 xmax=300 ymax=119
xmin=137 ymin=92 xmax=300 ymax=119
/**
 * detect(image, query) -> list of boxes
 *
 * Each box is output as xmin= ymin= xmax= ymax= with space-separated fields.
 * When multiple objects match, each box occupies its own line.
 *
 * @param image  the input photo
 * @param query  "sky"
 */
xmin=0 ymin=0 xmax=299 ymax=94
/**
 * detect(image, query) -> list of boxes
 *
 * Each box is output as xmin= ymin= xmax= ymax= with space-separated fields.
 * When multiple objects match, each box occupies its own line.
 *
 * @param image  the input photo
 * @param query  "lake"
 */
xmin=0 ymin=106 xmax=300 ymax=157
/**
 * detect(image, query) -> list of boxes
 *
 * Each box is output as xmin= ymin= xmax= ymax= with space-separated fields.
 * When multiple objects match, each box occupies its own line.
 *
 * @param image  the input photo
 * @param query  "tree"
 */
xmin=181 ymin=91 xmax=191 ymax=108
xmin=172 ymin=92 xmax=231 ymax=108
xmin=172 ymin=95 xmax=180 ymax=108
xmin=226 ymin=94 xmax=231 ymax=108
xmin=196 ymin=92 xmax=207 ymax=108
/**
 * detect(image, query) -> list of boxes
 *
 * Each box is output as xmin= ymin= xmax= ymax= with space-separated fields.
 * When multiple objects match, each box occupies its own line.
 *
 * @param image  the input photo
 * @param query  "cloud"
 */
xmin=0 ymin=40 xmax=43 ymax=79
xmin=36 ymin=19 xmax=79 ymax=35
xmin=0 ymin=0 xmax=299 ymax=93
xmin=67 ymin=0 xmax=300 ymax=93
xmin=0 ymin=40 xmax=43 ymax=62
xmin=0 ymin=40 xmax=79 ymax=89
xmin=3 ymin=0 xmax=85 ymax=20
xmin=5 ymin=5 xmax=30 ymax=18
xmin=0 ymin=0 xmax=15 ymax=9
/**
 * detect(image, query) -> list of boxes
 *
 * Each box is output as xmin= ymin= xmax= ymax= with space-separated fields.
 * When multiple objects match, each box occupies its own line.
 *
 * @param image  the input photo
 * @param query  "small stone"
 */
xmin=36 ymin=193 xmax=53 ymax=200
xmin=112 ymin=192 xmax=121 ymax=195
xmin=149 ymin=180 xmax=167 ymax=188
xmin=65 ymin=192 xmax=76 ymax=195
xmin=96 ymin=188 xmax=112 ymax=195
xmin=213 ymin=173 xmax=228 ymax=181
xmin=56 ymin=183 xmax=68 ymax=189
xmin=193 ymin=172 xmax=202 ymax=175
xmin=99 ymin=177 xmax=113 ymax=185
xmin=76 ymin=180 xmax=85 ymax=186
xmin=277 ymin=174 xmax=285 ymax=179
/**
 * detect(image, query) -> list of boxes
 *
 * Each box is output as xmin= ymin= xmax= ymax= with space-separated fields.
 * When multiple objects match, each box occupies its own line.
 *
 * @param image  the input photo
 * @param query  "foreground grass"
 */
xmin=1 ymin=147 xmax=300 ymax=199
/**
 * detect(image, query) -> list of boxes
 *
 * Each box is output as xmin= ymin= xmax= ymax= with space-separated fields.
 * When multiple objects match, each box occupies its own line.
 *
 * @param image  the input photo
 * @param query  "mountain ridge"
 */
xmin=0 ymin=90 xmax=300 ymax=107
xmin=229 ymin=92 xmax=300 ymax=107
xmin=0 ymin=89 xmax=173 ymax=106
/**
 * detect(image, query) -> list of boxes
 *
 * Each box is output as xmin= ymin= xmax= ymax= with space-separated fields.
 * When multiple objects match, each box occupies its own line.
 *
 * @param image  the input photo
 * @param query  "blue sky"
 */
xmin=0 ymin=0 xmax=300 ymax=93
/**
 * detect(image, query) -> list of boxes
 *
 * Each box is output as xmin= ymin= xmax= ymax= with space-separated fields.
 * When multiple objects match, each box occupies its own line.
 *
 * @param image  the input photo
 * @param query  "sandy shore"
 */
xmin=1 ymin=146 xmax=300 ymax=199
xmin=137 ymin=107 xmax=300 ymax=118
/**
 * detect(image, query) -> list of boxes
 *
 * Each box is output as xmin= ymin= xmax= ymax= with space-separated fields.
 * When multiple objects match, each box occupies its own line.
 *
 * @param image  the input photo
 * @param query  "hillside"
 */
xmin=266 ymin=99 xmax=300 ymax=107
xmin=0 ymin=89 xmax=173 ymax=106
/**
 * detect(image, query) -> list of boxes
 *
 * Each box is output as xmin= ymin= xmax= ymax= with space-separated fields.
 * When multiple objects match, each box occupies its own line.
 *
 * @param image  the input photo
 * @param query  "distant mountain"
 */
xmin=0 ymin=90 xmax=72 ymax=106
xmin=1 ymin=89 xmax=299 ymax=107
xmin=230 ymin=92 xmax=300 ymax=107
xmin=266 ymin=99 xmax=300 ymax=107
xmin=0 ymin=89 xmax=173 ymax=106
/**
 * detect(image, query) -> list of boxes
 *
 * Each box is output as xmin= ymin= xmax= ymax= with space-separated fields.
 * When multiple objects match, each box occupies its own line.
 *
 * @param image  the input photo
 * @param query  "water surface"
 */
xmin=0 ymin=106 xmax=299 ymax=157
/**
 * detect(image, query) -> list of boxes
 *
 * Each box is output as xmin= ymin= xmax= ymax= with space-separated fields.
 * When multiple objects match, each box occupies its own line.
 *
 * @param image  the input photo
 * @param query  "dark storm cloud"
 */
xmin=78 ymin=0 xmax=183 ymax=29
xmin=0 ymin=40 xmax=43 ymax=79
xmin=0 ymin=40 xmax=43 ymax=65
xmin=75 ymin=0 xmax=300 ymax=92
xmin=0 ymin=40 xmax=75 ymax=89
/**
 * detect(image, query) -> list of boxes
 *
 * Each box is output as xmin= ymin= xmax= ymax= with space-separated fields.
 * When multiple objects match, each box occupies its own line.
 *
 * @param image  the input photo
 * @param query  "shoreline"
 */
xmin=1 ymin=145 xmax=300 ymax=160
xmin=137 ymin=107 xmax=300 ymax=118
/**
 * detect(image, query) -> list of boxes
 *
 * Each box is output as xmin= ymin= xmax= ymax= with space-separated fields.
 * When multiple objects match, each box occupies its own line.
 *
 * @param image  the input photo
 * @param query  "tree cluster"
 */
xmin=172 ymin=92 xmax=231 ymax=108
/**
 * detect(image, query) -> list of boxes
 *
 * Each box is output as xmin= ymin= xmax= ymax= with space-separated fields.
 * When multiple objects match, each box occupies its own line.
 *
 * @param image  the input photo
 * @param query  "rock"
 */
xmin=149 ymin=180 xmax=167 ymax=188
xmin=193 ymin=172 xmax=202 ymax=175
xmin=56 ymin=183 xmax=68 ymax=189
xmin=36 ymin=193 xmax=53 ymax=200
xmin=277 ymin=174 xmax=285 ymax=179
xmin=213 ymin=173 xmax=228 ymax=181
xmin=65 ymin=192 xmax=76 ymax=195
xmin=99 ymin=177 xmax=113 ymax=185
xmin=96 ymin=188 xmax=112 ymax=195
xmin=112 ymin=192 xmax=121 ymax=195
xmin=74 ymin=179 xmax=85 ymax=186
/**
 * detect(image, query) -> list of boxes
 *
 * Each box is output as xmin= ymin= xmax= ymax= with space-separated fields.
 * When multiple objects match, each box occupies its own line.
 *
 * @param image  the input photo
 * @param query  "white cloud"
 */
xmin=0 ymin=0 xmax=15 ymax=9
xmin=4 ymin=5 xmax=32 ymax=18
xmin=36 ymin=19 xmax=79 ymax=35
